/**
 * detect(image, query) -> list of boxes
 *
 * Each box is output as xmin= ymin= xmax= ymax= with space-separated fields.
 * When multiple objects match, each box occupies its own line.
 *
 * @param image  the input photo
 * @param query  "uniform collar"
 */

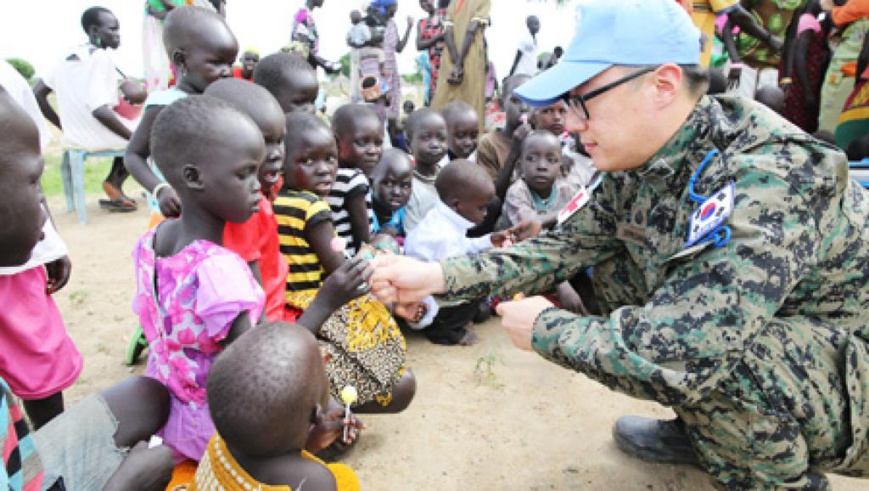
xmin=635 ymin=96 xmax=717 ymax=194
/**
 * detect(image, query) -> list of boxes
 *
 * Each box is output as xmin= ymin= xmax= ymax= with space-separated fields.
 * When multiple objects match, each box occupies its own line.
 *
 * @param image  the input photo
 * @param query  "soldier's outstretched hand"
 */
xmin=370 ymin=254 xmax=446 ymax=306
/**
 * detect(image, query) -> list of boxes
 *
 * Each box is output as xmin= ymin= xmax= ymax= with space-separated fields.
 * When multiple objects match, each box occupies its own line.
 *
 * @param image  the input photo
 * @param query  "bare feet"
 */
xmin=458 ymin=330 xmax=479 ymax=346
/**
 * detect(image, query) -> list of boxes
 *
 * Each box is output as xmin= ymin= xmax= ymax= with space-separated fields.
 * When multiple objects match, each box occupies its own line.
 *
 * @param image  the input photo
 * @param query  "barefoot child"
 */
xmin=404 ymin=160 xmax=517 ymax=346
xmin=371 ymin=148 xmax=413 ymax=239
xmin=204 ymin=78 xmax=289 ymax=322
xmin=503 ymin=131 xmax=585 ymax=313
xmin=404 ymin=108 xmax=448 ymax=232
xmin=132 ymin=96 xmax=267 ymax=464
xmin=125 ymin=6 xmax=238 ymax=222
xmin=254 ymin=52 xmax=319 ymax=115
xmin=274 ymin=113 xmax=415 ymax=413
xmin=329 ymin=104 xmax=384 ymax=255
xmin=193 ymin=322 xmax=362 ymax=490
xmin=441 ymin=100 xmax=480 ymax=161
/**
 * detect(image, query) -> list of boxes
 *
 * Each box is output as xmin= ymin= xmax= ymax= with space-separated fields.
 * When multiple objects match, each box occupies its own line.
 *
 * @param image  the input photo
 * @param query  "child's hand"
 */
xmin=156 ymin=187 xmax=182 ymax=219
xmin=394 ymin=301 xmax=427 ymax=322
xmin=510 ymin=220 xmax=541 ymax=242
xmin=490 ymin=230 xmax=511 ymax=248
xmin=511 ymin=119 xmax=533 ymax=143
xmin=102 ymin=440 xmax=173 ymax=491
xmin=120 ymin=79 xmax=148 ymax=105
xmin=321 ymin=255 xmax=373 ymax=310
xmin=448 ymin=65 xmax=465 ymax=85
xmin=45 ymin=255 xmax=72 ymax=294
xmin=306 ymin=397 xmax=366 ymax=453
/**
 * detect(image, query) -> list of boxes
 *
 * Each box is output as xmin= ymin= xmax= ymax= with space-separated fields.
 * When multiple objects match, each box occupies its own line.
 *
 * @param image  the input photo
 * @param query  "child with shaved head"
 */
xmin=192 ymin=322 xmax=360 ymax=490
xmin=204 ymin=78 xmax=289 ymax=322
xmin=404 ymin=161 xmax=524 ymax=345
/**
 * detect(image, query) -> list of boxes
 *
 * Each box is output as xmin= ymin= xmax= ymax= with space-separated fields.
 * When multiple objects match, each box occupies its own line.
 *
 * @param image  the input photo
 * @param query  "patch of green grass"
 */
xmin=68 ymin=289 xmax=90 ymax=305
xmin=41 ymin=151 xmax=118 ymax=198
xmin=474 ymin=351 xmax=503 ymax=389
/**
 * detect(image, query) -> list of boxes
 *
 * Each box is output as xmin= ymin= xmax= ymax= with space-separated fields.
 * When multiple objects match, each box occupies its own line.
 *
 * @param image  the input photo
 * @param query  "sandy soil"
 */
xmin=50 ymin=196 xmax=865 ymax=490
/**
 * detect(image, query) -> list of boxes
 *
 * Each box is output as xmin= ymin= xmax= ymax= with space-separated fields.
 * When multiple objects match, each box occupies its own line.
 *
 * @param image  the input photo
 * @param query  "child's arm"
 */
xmin=448 ymin=18 xmax=486 ymax=84
xmin=306 ymin=220 xmax=346 ymax=275
xmin=32 ymin=81 xmax=61 ymax=129
xmin=345 ymin=192 xmax=372 ymax=254
xmin=443 ymin=23 xmax=459 ymax=68
xmin=125 ymin=106 xmax=182 ymax=218
xmin=494 ymin=123 xmax=532 ymax=201
xmin=728 ymin=4 xmax=782 ymax=52
xmin=791 ymin=28 xmax=816 ymax=105
xmin=509 ymin=50 xmax=522 ymax=77
xmin=219 ymin=311 xmax=253 ymax=347
xmin=416 ymin=19 xmax=444 ymax=51
xmin=395 ymin=16 xmax=415 ymax=54
xmin=296 ymin=256 xmax=371 ymax=333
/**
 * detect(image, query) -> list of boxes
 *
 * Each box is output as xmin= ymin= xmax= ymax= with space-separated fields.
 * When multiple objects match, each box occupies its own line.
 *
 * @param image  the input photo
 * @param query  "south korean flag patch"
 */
xmin=685 ymin=182 xmax=735 ymax=248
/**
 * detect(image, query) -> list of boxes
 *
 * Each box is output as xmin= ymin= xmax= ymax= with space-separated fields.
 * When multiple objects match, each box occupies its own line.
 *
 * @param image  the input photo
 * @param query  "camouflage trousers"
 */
xmin=672 ymin=319 xmax=869 ymax=490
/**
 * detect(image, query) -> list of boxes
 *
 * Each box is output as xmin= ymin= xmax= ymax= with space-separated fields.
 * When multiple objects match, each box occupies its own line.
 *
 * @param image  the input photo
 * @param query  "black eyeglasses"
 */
xmin=562 ymin=67 xmax=657 ymax=121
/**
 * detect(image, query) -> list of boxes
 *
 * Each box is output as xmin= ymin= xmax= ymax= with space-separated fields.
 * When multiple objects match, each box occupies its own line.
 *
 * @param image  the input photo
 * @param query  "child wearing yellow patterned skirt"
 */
xmin=274 ymin=112 xmax=415 ymax=414
xmin=190 ymin=321 xmax=361 ymax=490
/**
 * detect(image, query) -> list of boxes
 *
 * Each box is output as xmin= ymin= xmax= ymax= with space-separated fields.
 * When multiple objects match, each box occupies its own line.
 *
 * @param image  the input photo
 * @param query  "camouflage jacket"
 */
xmin=440 ymin=95 xmax=869 ymax=408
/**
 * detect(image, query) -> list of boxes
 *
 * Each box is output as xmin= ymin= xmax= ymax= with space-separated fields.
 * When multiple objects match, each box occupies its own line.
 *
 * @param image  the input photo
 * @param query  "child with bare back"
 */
xmin=192 ymin=322 xmax=361 ymax=490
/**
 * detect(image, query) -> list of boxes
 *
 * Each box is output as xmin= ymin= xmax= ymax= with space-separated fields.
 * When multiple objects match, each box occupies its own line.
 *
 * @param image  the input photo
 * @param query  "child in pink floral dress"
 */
xmin=131 ymin=96 xmax=265 ymax=463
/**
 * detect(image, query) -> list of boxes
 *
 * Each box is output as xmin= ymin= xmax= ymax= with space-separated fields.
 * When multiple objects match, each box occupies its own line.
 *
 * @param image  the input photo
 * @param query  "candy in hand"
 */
xmin=340 ymin=385 xmax=358 ymax=442
xmin=340 ymin=385 xmax=358 ymax=405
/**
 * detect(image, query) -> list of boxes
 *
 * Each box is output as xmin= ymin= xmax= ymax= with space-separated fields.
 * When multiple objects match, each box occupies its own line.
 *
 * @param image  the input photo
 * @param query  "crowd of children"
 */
xmin=5 ymin=0 xmax=869 ymax=489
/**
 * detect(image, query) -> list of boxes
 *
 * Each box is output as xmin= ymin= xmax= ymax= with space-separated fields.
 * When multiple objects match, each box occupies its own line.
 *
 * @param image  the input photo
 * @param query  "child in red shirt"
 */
xmin=206 ymin=79 xmax=290 ymax=322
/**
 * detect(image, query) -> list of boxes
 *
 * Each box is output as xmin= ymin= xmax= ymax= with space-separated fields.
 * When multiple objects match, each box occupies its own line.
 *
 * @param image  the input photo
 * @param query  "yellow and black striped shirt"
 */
xmin=273 ymin=190 xmax=333 ymax=292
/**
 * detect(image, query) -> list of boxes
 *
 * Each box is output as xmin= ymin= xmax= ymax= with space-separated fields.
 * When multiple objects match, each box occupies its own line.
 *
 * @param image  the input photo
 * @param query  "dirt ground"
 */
xmin=50 ymin=196 xmax=865 ymax=491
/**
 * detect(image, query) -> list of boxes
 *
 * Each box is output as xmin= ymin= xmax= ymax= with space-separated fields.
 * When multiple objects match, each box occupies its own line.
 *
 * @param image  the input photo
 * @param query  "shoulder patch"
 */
xmin=557 ymin=185 xmax=590 ymax=226
xmin=685 ymin=181 xmax=734 ymax=248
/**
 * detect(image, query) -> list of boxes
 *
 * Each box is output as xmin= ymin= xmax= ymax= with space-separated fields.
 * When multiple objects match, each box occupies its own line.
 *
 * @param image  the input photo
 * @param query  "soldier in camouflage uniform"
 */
xmin=370 ymin=1 xmax=869 ymax=489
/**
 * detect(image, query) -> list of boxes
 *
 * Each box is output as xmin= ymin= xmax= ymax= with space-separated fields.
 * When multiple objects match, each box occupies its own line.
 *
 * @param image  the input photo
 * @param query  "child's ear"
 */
xmin=449 ymin=197 xmax=461 ymax=212
xmin=311 ymin=403 xmax=324 ymax=425
xmin=172 ymin=49 xmax=187 ymax=74
xmin=182 ymin=164 xmax=205 ymax=190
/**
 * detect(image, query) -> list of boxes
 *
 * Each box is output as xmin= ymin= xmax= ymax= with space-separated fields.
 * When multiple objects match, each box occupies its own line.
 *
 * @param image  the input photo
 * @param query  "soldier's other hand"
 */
xmin=496 ymin=296 xmax=553 ymax=351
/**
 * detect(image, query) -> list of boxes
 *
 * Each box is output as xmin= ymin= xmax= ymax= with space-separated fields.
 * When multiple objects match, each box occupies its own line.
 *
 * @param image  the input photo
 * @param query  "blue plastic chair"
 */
xmin=60 ymin=148 xmax=125 ymax=224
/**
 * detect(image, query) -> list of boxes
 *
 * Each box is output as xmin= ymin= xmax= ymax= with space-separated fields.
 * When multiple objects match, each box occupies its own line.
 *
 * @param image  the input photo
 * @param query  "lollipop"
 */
xmin=340 ymin=385 xmax=358 ymax=441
